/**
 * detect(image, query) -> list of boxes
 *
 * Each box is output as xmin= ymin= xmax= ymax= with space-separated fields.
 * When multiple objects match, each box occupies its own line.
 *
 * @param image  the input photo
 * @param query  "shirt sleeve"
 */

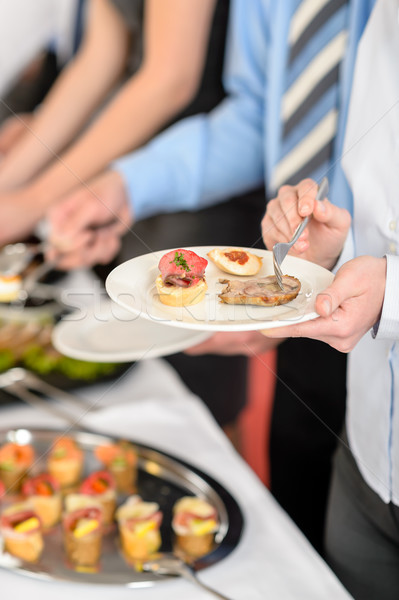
xmin=374 ymin=254 xmax=399 ymax=340
xmin=112 ymin=0 xmax=269 ymax=221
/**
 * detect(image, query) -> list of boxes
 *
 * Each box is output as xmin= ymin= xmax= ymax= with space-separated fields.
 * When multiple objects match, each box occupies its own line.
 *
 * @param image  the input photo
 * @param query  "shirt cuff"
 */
xmin=374 ymin=254 xmax=399 ymax=340
xmin=112 ymin=114 xmax=208 ymax=221
xmin=112 ymin=147 xmax=182 ymax=221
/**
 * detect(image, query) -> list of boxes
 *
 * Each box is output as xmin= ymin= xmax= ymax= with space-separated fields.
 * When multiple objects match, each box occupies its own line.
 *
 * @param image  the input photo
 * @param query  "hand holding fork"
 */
xmin=272 ymin=177 xmax=329 ymax=290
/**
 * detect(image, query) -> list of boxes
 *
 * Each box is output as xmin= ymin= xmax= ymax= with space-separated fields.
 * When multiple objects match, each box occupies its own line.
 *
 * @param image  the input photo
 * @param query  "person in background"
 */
xmin=0 ymin=0 xmax=260 ymax=447
xmin=0 ymin=0 xmax=79 ymax=126
xmin=0 ymin=53 xmax=60 ymax=137
xmin=45 ymin=0 xmax=378 ymax=557
xmin=0 ymin=0 xmax=217 ymax=227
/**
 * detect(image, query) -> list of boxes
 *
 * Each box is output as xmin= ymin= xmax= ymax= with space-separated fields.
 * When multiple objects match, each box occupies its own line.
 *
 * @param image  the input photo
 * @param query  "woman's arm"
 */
xmin=42 ymin=0 xmax=267 ymax=263
xmin=1 ymin=0 xmax=216 ymax=210
xmin=0 ymin=0 xmax=130 ymax=191
xmin=0 ymin=113 xmax=34 ymax=156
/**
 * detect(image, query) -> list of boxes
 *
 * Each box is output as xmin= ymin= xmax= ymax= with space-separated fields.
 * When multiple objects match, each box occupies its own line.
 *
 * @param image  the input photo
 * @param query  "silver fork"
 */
xmin=142 ymin=554 xmax=234 ymax=600
xmin=17 ymin=258 xmax=58 ymax=302
xmin=0 ymin=242 xmax=47 ymax=276
xmin=272 ymin=177 xmax=329 ymax=290
xmin=0 ymin=368 xmax=101 ymax=426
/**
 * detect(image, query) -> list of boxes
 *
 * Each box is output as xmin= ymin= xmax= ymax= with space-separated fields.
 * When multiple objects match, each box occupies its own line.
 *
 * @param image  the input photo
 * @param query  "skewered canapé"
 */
xmin=95 ymin=441 xmax=137 ymax=493
xmin=22 ymin=473 xmax=62 ymax=528
xmin=80 ymin=470 xmax=116 ymax=525
xmin=1 ymin=507 xmax=43 ymax=562
xmin=63 ymin=506 xmax=103 ymax=567
xmin=116 ymin=495 xmax=162 ymax=561
xmin=0 ymin=442 xmax=35 ymax=493
xmin=172 ymin=496 xmax=219 ymax=557
xmin=47 ymin=437 xmax=83 ymax=489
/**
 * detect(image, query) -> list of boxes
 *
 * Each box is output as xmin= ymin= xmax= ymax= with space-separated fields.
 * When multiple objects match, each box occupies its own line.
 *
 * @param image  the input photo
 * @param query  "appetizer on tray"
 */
xmin=95 ymin=441 xmax=138 ymax=493
xmin=0 ymin=274 xmax=22 ymax=303
xmin=156 ymin=249 xmax=208 ymax=307
xmin=63 ymin=506 xmax=103 ymax=567
xmin=80 ymin=470 xmax=116 ymax=525
xmin=1 ymin=506 xmax=43 ymax=562
xmin=47 ymin=436 xmax=84 ymax=489
xmin=22 ymin=473 xmax=62 ymax=528
xmin=116 ymin=495 xmax=162 ymax=561
xmin=172 ymin=496 xmax=219 ymax=558
xmin=0 ymin=442 xmax=35 ymax=493
xmin=0 ymin=430 xmax=236 ymax=579
xmin=64 ymin=492 xmax=104 ymax=515
xmin=207 ymin=247 xmax=263 ymax=276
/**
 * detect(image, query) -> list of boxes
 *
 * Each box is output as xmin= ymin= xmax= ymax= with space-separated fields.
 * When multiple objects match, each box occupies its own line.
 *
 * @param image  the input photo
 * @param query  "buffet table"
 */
xmin=0 ymin=357 xmax=353 ymax=599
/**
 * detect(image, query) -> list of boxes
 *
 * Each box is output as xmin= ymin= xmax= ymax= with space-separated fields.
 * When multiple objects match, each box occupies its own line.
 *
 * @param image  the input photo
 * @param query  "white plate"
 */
xmin=105 ymin=246 xmax=335 ymax=332
xmin=52 ymin=299 xmax=210 ymax=362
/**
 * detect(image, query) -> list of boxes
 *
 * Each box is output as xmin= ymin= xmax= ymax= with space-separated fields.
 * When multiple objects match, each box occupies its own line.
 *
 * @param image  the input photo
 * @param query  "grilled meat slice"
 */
xmin=218 ymin=275 xmax=301 ymax=307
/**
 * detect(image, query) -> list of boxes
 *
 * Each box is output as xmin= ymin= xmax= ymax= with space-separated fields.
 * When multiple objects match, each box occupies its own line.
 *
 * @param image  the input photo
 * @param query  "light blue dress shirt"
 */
xmin=113 ymin=0 xmax=374 ymax=221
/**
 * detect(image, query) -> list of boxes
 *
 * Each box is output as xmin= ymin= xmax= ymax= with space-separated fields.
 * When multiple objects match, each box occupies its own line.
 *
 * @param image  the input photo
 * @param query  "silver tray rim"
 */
xmin=0 ymin=426 xmax=244 ymax=587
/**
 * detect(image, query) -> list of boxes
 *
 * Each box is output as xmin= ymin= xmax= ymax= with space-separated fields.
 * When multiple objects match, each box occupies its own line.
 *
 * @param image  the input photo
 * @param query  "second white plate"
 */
xmin=52 ymin=299 xmax=210 ymax=362
xmin=105 ymin=246 xmax=335 ymax=332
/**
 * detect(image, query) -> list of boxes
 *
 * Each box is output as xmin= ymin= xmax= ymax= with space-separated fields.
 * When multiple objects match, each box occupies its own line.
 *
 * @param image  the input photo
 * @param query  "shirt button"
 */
xmin=389 ymin=220 xmax=397 ymax=231
xmin=389 ymin=242 xmax=397 ymax=253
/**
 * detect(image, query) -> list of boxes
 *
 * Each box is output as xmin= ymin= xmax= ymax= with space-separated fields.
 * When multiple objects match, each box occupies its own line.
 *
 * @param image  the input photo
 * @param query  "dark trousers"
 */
xmin=325 ymin=433 xmax=399 ymax=600
xmin=270 ymin=338 xmax=347 ymax=554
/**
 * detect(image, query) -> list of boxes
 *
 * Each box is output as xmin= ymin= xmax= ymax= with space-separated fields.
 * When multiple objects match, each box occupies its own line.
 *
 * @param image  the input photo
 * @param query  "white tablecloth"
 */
xmin=0 ymin=358 xmax=352 ymax=599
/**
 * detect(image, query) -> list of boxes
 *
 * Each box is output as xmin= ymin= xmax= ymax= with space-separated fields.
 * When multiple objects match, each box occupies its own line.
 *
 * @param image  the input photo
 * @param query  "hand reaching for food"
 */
xmin=0 ymin=187 xmax=48 ymax=246
xmin=0 ymin=113 xmax=34 ymax=160
xmin=46 ymin=170 xmax=133 ymax=270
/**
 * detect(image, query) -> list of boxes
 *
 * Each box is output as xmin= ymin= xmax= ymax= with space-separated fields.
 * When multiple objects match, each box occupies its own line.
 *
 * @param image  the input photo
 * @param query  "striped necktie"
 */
xmin=271 ymin=0 xmax=350 ymax=191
